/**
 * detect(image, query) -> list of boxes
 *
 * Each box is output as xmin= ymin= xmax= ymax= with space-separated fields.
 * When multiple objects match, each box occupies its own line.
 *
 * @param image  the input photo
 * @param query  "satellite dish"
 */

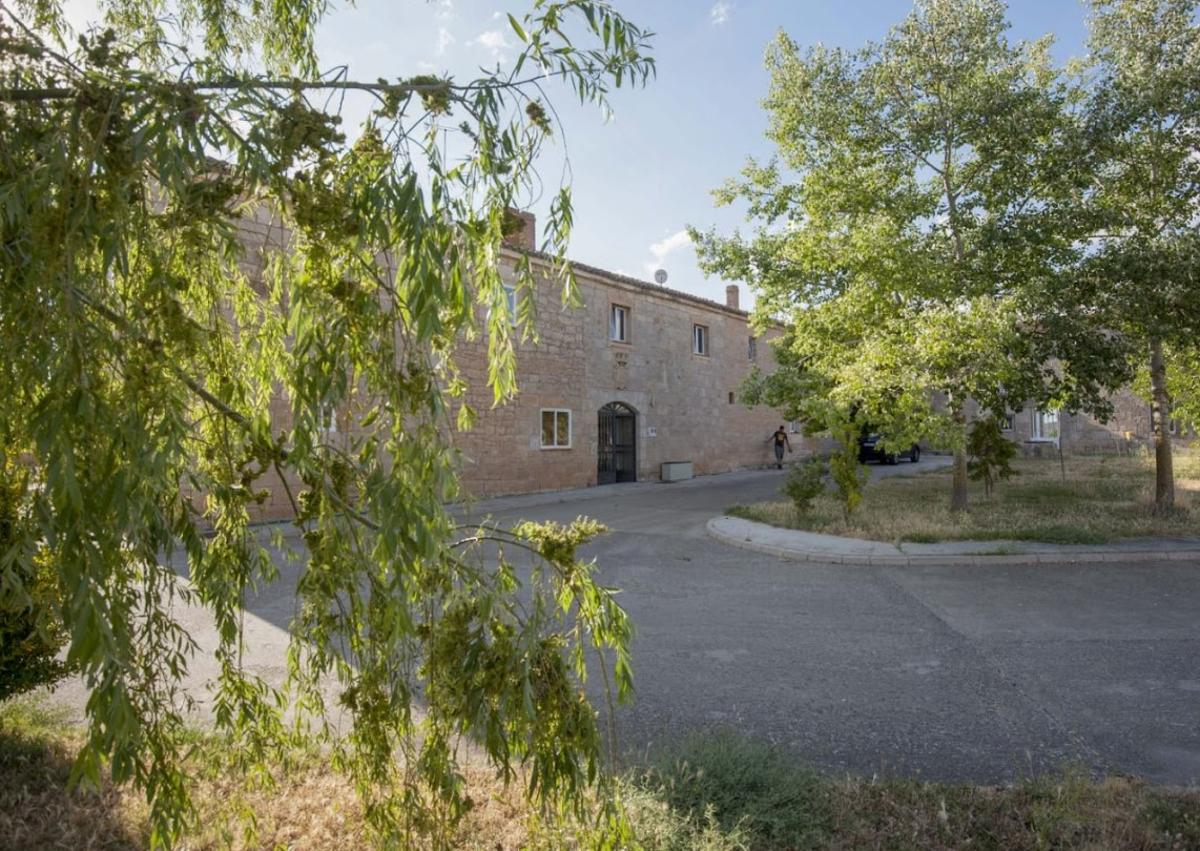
xmin=654 ymin=269 xmax=668 ymax=284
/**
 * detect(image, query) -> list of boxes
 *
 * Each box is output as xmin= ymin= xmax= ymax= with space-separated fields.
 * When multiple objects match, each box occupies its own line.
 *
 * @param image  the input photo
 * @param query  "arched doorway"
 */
xmin=598 ymin=402 xmax=637 ymax=484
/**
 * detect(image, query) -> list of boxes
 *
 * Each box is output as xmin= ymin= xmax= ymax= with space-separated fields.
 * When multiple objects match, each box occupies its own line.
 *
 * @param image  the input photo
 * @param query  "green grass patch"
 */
xmin=730 ymin=452 xmax=1200 ymax=544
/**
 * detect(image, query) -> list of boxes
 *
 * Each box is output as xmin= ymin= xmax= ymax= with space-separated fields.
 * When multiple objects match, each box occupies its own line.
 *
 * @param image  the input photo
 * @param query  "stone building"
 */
xmin=448 ymin=213 xmax=802 ymax=497
xmin=233 ymin=208 xmax=806 ymax=519
xmin=997 ymin=394 xmax=1192 ymax=456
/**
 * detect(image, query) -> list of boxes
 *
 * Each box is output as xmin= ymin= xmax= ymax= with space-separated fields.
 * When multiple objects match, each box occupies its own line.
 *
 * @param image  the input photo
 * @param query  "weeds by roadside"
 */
xmin=730 ymin=453 xmax=1200 ymax=544
xmin=4 ymin=696 xmax=1199 ymax=849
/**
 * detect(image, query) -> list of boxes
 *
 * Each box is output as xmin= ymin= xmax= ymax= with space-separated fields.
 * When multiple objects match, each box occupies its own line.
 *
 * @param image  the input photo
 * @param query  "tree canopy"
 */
xmin=0 ymin=0 xmax=653 ymax=845
xmin=693 ymin=0 xmax=1125 ymax=511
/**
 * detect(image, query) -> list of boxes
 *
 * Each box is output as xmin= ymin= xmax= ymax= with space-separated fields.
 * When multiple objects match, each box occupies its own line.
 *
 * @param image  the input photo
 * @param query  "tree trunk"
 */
xmin=950 ymin=400 xmax=969 ymax=512
xmin=1149 ymin=336 xmax=1175 ymax=513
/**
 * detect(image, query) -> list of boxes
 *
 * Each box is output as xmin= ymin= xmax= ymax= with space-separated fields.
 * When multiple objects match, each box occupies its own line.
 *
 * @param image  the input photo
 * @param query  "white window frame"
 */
xmin=788 ymin=420 xmax=802 ymax=434
xmin=693 ymin=323 xmax=709 ymax=356
xmin=610 ymin=304 xmax=630 ymax=343
xmin=1031 ymin=408 xmax=1059 ymax=442
xmin=540 ymin=408 xmax=572 ymax=449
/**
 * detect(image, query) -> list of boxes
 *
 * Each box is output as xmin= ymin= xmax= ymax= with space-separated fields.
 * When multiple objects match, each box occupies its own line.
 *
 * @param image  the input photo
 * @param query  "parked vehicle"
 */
xmin=858 ymin=431 xmax=920 ymax=465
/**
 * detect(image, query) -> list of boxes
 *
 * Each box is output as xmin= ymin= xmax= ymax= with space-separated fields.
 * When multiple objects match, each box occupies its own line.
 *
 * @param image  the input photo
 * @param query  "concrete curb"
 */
xmin=706 ymin=515 xmax=1200 ymax=566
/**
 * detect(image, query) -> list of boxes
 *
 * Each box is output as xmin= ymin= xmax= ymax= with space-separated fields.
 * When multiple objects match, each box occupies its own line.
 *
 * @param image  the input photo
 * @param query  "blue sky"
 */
xmin=310 ymin=1 xmax=1094 ymax=306
xmin=66 ymin=1 xmax=1096 ymax=305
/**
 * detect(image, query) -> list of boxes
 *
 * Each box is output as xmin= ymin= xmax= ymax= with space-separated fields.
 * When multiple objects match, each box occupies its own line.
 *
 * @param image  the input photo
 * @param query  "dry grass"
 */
xmin=730 ymin=451 xmax=1200 ymax=545
xmin=4 ymin=699 xmax=1200 ymax=849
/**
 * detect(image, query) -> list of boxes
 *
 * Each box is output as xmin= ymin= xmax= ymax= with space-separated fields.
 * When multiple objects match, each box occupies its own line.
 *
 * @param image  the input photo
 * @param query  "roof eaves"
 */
xmin=503 ymin=245 xmax=750 ymax=319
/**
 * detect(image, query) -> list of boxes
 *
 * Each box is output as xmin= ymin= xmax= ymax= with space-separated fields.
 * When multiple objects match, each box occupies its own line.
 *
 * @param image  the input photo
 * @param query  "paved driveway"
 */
xmin=465 ymin=461 xmax=1200 ymax=786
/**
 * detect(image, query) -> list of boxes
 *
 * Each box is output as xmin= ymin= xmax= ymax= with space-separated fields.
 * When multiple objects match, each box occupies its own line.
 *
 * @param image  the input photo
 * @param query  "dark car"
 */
xmin=858 ymin=431 xmax=921 ymax=465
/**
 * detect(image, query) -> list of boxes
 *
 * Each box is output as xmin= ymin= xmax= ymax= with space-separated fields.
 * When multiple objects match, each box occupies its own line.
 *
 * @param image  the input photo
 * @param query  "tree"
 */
xmin=0 ymin=1 xmax=652 ymax=846
xmin=966 ymin=416 xmax=1018 ymax=497
xmin=1078 ymin=0 xmax=1200 ymax=512
xmin=694 ymin=0 xmax=1125 ymax=512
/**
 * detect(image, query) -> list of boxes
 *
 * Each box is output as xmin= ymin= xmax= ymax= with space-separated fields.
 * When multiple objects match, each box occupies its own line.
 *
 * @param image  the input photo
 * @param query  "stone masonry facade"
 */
xmin=449 ymin=219 xmax=804 ymax=497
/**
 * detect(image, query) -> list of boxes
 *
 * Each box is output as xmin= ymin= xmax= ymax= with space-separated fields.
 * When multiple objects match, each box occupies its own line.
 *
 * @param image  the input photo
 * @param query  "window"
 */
xmin=747 ymin=336 xmax=757 ymax=362
xmin=999 ymin=413 xmax=1014 ymax=431
xmin=789 ymin=420 xmax=802 ymax=434
xmin=693 ymin=324 xmax=709 ymax=356
xmin=540 ymin=409 xmax=571 ymax=449
xmin=610 ymin=304 xmax=629 ymax=342
xmin=503 ymin=285 xmax=517 ymax=327
xmin=1150 ymin=409 xmax=1181 ymax=436
xmin=1032 ymin=409 xmax=1059 ymax=441
xmin=319 ymin=404 xmax=338 ymax=433
xmin=728 ymin=391 xmax=735 ymax=404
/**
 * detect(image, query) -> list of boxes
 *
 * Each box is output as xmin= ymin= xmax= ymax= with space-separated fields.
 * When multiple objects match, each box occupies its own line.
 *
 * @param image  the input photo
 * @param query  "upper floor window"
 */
xmin=540 ymin=409 xmax=572 ymax=449
xmin=748 ymin=336 xmax=757 ymax=362
xmin=999 ymin=413 xmax=1014 ymax=431
xmin=610 ymin=304 xmax=629 ymax=343
xmin=503 ymin=285 xmax=517 ymax=327
xmin=693 ymin=324 xmax=709 ymax=356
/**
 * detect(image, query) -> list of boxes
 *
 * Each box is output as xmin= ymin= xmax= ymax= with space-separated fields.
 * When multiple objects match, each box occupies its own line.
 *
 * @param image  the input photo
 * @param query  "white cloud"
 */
xmin=472 ymin=29 xmax=511 ymax=59
xmin=436 ymin=26 xmax=455 ymax=56
xmin=710 ymin=2 xmax=732 ymax=25
xmin=435 ymin=0 xmax=456 ymax=21
xmin=644 ymin=229 xmax=692 ymax=276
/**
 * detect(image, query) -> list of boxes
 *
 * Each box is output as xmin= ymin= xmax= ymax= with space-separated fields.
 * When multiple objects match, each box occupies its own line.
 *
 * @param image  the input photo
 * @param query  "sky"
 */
xmin=63 ymin=0 xmax=1097 ymax=306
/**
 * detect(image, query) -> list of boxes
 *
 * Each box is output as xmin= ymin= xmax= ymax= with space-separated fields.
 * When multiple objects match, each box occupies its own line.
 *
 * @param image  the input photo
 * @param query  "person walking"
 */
xmin=770 ymin=425 xmax=792 ymax=469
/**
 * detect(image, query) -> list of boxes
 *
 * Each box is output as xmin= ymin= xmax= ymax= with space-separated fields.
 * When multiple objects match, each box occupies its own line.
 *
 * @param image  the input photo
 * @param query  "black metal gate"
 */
xmin=597 ymin=403 xmax=636 ymax=484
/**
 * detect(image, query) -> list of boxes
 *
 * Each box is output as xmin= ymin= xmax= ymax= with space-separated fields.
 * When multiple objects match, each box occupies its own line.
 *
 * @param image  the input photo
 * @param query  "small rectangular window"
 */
xmin=1032 ymin=409 xmax=1059 ymax=441
xmin=503 ymin=285 xmax=517 ymax=327
xmin=748 ymin=336 xmax=757 ymax=362
xmin=693 ymin=324 xmax=709 ymax=356
xmin=320 ymin=404 xmax=338 ymax=433
xmin=540 ymin=409 xmax=572 ymax=449
xmin=789 ymin=420 xmax=802 ymax=434
xmin=999 ymin=413 xmax=1014 ymax=431
xmin=610 ymin=304 xmax=629 ymax=342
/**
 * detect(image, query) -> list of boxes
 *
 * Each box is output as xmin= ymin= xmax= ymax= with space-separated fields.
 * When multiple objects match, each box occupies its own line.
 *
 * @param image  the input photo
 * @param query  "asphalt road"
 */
xmin=45 ymin=457 xmax=1200 ymax=787
xmin=464 ymin=459 xmax=1200 ymax=786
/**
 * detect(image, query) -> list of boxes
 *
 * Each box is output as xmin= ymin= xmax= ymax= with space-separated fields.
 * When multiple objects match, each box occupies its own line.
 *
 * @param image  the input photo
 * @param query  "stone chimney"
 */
xmin=725 ymin=284 xmax=740 ymax=310
xmin=501 ymin=209 xmax=537 ymax=251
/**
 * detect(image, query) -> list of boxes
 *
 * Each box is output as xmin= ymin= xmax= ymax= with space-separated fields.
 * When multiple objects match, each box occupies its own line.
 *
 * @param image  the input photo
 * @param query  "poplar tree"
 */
xmin=694 ymin=0 xmax=1122 ymax=512
xmin=1079 ymin=0 xmax=1200 ymax=512
xmin=0 ymin=0 xmax=652 ymax=845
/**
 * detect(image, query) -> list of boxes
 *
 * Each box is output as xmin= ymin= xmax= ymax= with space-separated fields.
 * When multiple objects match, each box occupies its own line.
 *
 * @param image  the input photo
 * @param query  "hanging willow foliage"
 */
xmin=0 ymin=0 xmax=653 ymax=846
